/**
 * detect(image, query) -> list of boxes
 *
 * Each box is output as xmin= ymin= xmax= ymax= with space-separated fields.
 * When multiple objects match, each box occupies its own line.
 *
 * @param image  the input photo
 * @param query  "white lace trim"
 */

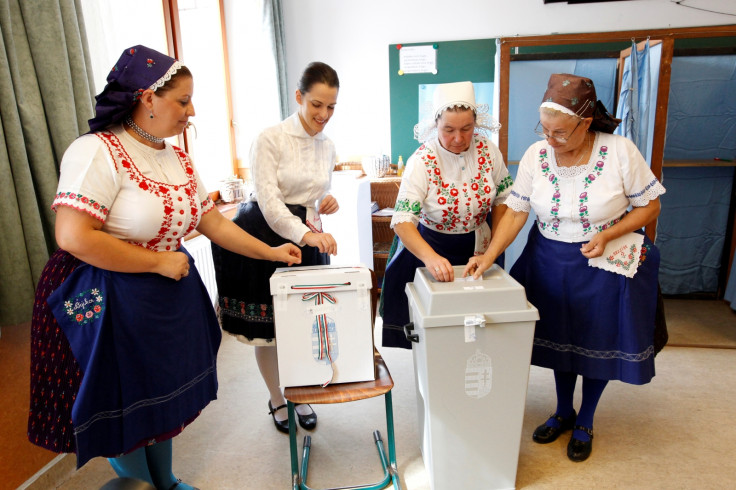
xmin=629 ymin=179 xmax=666 ymax=207
xmin=390 ymin=213 xmax=418 ymax=228
xmin=506 ymin=194 xmax=531 ymax=213
xmin=149 ymin=61 xmax=183 ymax=92
xmin=413 ymin=103 xmax=501 ymax=143
xmin=555 ymin=164 xmax=589 ymax=178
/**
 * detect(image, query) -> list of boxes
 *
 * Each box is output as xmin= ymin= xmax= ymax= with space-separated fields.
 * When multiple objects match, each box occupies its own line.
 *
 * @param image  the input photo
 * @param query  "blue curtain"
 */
xmin=656 ymin=55 xmax=736 ymax=295
xmin=615 ymin=40 xmax=652 ymax=159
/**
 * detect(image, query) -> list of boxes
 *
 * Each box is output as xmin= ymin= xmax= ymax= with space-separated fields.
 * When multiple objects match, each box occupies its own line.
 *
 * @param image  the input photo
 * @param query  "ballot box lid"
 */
xmin=406 ymin=264 xmax=539 ymax=328
xmin=270 ymin=264 xmax=372 ymax=296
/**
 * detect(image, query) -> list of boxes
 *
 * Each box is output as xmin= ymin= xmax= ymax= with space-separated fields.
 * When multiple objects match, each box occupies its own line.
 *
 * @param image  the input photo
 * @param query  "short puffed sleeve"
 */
xmin=52 ymin=134 xmax=121 ymax=222
xmin=615 ymin=135 xmax=666 ymax=207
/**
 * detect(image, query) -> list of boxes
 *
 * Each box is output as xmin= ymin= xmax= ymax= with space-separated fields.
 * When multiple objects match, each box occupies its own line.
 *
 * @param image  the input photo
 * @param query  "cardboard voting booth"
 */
xmin=405 ymin=264 xmax=539 ymax=490
xmin=270 ymin=265 xmax=375 ymax=388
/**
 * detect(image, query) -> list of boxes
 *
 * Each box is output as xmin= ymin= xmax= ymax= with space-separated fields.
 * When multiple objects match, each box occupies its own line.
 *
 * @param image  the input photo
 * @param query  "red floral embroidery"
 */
xmin=95 ymin=131 xmax=202 ymax=251
xmin=419 ymin=135 xmax=496 ymax=233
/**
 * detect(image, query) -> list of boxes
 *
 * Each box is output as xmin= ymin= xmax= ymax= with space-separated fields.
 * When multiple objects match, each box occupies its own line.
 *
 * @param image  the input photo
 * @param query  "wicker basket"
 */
xmin=372 ymin=217 xmax=394 ymax=244
xmin=370 ymin=180 xmax=401 ymax=209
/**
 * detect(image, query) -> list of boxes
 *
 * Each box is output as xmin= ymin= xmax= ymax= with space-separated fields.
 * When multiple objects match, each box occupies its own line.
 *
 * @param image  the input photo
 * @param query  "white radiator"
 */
xmin=185 ymin=234 xmax=218 ymax=306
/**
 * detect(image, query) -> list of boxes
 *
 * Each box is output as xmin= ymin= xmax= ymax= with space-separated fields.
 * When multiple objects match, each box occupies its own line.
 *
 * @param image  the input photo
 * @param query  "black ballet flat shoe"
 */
xmin=567 ymin=425 xmax=594 ymax=462
xmin=295 ymin=403 xmax=318 ymax=430
xmin=532 ymin=410 xmax=577 ymax=444
xmin=268 ymin=400 xmax=290 ymax=434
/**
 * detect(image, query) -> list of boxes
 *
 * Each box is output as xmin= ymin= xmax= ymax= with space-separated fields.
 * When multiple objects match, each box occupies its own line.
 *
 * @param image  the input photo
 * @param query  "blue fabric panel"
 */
xmin=665 ymin=55 xmax=736 ymax=161
xmin=615 ymin=42 xmax=662 ymax=165
xmin=508 ymin=59 xmax=618 ymax=161
xmin=724 ymin=256 xmax=736 ymax=310
xmin=655 ymin=166 xmax=734 ymax=294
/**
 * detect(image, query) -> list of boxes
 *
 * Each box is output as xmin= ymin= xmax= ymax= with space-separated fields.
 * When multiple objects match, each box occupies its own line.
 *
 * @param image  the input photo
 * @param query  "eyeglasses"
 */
xmin=534 ymin=119 xmax=582 ymax=144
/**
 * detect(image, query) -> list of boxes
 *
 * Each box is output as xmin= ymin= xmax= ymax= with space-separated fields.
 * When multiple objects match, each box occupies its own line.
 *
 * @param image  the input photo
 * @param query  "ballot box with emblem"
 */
xmin=404 ymin=264 xmax=539 ymax=490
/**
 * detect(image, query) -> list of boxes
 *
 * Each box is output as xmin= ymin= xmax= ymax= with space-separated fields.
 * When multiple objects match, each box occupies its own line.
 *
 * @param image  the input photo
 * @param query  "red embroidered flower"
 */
xmin=471 ymin=183 xmax=479 ymax=191
xmin=139 ymin=181 xmax=149 ymax=191
xmin=438 ymin=196 xmax=446 ymax=205
xmin=75 ymin=314 xmax=83 ymax=322
xmin=478 ymin=156 xmax=486 ymax=164
xmin=434 ymin=168 xmax=441 ymax=175
xmin=484 ymin=185 xmax=491 ymax=193
xmin=450 ymin=188 xmax=459 ymax=196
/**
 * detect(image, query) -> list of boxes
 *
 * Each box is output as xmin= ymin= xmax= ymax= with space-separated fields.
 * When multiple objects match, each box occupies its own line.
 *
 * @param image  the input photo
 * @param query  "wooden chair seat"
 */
xmin=284 ymin=350 xmax=393 ymax=405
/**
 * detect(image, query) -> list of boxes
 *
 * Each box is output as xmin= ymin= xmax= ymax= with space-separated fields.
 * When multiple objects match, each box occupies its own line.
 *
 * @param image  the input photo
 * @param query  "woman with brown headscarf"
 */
xmin=465 ymin=74 xmax=665 ymax=462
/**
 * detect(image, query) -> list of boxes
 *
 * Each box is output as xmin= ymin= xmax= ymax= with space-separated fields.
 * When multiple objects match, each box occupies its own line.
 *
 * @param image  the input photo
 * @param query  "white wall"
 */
xmin=281 ymin=0 xmax=735 ymax=160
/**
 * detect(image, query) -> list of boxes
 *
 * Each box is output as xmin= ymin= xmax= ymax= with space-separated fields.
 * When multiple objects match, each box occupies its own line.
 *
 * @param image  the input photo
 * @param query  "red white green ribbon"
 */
xmin=301 ymin=291 xmax=337 ymax=387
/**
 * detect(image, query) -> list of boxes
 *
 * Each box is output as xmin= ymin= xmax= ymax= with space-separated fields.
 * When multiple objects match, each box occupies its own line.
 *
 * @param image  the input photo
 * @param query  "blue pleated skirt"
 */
xmin=46 ymin=249 xmax=221 ymax=467
xmin=380 ymin=224 xmax=477 ymax=349
xmin=510 ymin=225 xmax=659 ymax=385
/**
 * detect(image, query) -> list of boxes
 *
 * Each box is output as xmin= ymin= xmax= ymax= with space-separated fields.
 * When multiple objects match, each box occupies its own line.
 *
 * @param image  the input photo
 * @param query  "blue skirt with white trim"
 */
xmin=510 ymin=224 xmax=658 ymax=385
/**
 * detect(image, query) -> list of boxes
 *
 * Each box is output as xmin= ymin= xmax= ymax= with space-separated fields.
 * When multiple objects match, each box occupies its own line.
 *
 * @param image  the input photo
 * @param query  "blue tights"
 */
xmin=552 ymin=370 xmax=608 ymax=442
xmin=108 ymin=439 xmax=196 ymax=490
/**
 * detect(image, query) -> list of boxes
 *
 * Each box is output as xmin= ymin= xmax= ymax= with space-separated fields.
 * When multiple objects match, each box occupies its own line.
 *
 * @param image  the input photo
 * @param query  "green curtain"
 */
xmin=263 ymin=0 xmax=288 ymax=120
xmin=0 ymin=0 xmax=94 ymax=327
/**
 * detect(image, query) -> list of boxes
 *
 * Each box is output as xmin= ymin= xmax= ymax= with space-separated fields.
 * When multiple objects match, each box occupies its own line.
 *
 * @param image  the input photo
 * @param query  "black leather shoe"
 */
xmin=532 ymin=410 xmax=577 ymax=444
xmin=268 ymin=400 xmax=290 ymax=434
xmin=567 ymin=425 xmax=594 ymax=462
xmin=295 ymin=403 xmax=317 ymax=430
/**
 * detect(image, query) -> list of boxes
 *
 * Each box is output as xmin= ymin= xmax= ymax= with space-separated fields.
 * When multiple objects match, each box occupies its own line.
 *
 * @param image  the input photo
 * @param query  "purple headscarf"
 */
xmin=88 ymin=45 xmax=182 ymax=132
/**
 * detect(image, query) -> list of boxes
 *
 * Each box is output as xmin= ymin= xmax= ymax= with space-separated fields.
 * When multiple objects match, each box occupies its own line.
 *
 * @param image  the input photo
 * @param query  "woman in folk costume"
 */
xmin=465 ymin=73 xmax=666 ymax=462
xmin=380 ymin=81 xmax=513 ymax=349
xmin=28 ymin=45 xmax=299 ymax=489
xmin=211 ymin=62 xmax=340 ymax=434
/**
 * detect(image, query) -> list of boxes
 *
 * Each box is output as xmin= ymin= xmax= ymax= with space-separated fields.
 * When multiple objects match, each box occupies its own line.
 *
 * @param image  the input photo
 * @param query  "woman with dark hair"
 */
xmin=28 ymin=45 xmax=300 ymax=489
xmin=212 ymin=61 xmax=340 ymax=434
xmin=465 ymin=73 xmax=665 ymax=462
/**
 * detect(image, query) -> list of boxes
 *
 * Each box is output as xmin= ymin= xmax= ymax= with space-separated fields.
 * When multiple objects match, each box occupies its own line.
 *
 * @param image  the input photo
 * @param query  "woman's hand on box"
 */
xmin=424 ymin=255 xmax=454 ymax=282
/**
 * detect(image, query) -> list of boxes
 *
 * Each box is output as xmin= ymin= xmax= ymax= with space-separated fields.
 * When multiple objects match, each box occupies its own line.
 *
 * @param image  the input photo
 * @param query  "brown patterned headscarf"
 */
xmin=541 ymin=73 xmax=621 ymax=134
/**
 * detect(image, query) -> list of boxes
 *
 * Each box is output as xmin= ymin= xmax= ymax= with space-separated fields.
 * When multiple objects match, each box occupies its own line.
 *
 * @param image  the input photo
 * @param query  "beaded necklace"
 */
xmin=125 ymin=116 xmax=165 ymax=145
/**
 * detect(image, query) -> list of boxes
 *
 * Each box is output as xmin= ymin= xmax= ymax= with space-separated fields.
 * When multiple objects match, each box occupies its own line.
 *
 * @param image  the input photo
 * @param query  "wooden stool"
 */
xmin=284 ymin=349 xmax=400 ymax=490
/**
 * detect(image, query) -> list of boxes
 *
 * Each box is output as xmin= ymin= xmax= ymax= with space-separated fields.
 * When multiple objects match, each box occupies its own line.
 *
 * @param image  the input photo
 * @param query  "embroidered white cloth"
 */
xmin=588 ymin=232 xmax=645 ymax=278
xmin=52 ymin=125 xmax=213 ymax=251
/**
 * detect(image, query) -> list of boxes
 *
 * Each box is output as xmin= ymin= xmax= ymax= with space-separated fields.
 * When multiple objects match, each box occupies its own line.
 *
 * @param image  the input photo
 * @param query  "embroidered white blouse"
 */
xmin=249 ymin=112 xmax=336 ymax=245
xmin=52 ymin=125 xmax=214 ymax=252
xmin=505 ymin=132 xmax=666 ymax=243
xmin=391 ymin=135 xmax=513 ymax=235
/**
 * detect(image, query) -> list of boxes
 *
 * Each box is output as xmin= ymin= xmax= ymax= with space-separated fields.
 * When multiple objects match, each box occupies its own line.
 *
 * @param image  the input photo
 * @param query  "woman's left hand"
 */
xmin=580 ymin=233 xmax=609 ymax=258
xmin=272 ymin=243 xmax=302 ymax=265
xmin=319 ymin=194 xmax=339 ymax=215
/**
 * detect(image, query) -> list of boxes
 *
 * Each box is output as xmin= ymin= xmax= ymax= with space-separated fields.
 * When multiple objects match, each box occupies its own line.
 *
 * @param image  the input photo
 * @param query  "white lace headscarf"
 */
xmin=413 ymin=81 xmax=501 ymax=143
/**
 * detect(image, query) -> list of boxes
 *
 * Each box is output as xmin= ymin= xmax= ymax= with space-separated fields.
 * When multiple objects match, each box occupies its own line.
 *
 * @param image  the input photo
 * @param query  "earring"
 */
xmin=150 ymin=112 xmax=154 ymax=119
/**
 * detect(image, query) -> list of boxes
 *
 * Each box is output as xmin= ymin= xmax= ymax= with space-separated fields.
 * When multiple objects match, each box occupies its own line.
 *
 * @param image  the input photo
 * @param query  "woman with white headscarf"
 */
xmin=380 ymin=81 xmax=513 ymax=349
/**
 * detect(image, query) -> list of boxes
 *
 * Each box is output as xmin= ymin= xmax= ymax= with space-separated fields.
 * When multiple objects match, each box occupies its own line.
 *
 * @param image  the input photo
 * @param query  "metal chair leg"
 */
xmin=288 ymin=401 xmax=300 ymax=490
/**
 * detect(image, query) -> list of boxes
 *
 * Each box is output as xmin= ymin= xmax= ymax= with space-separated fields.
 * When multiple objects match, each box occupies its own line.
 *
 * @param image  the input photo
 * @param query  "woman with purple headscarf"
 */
xmin=28 ymin=45 xmax=300 ymax=489
xmin=465 ymin=74 xmax=666 ymax=462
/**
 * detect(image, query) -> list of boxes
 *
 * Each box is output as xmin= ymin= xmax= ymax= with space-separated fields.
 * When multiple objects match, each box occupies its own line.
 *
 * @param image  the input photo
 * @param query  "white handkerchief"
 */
xmin=587 ymin=232 xmax=645 ymax=278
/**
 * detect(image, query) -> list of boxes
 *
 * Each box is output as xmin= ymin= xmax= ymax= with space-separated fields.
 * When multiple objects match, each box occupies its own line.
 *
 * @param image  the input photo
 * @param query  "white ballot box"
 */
xmin=270 ymin=265 xmax=375 ymax=388
xmin=405 ymin=264 xmax=539 ymax=490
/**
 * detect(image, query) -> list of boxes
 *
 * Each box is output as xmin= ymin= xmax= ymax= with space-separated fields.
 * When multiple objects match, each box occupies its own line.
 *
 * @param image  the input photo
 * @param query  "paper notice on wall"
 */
xmin=400 ymin=45 xmax=437 ymax=74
